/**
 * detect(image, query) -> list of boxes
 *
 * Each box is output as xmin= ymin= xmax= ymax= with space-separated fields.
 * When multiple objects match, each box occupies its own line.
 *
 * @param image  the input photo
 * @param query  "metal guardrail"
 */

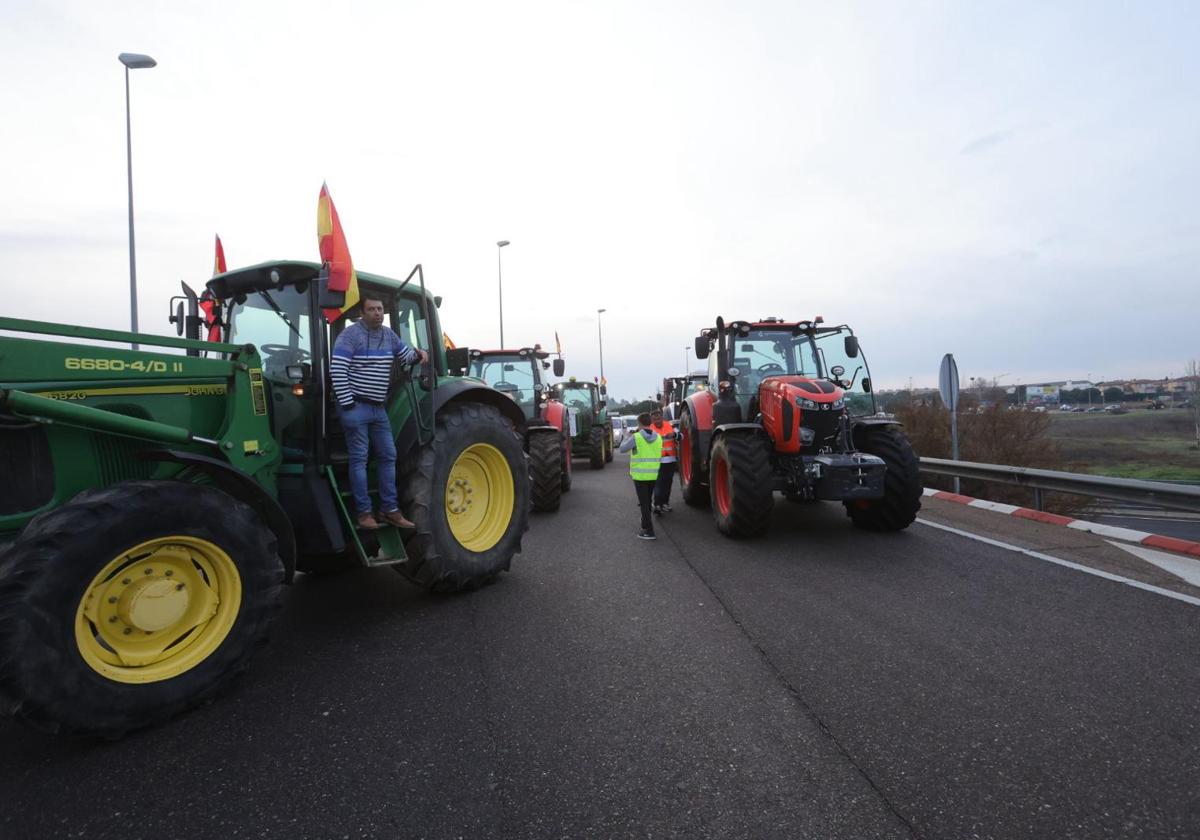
xmin=918 ymin=457 xmax=1200 ymax=514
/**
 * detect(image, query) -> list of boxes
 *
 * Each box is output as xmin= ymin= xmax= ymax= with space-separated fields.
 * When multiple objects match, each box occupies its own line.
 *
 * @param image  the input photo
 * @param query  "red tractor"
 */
xmin=678 ymin=316 xmax=921 ymax=537
xmin=459 ymin=347 xmax=572 ymax=512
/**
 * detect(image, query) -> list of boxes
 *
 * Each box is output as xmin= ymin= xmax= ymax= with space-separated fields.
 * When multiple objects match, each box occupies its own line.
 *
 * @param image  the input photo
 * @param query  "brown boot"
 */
xmin=356 ymin=512 xmax=381 ymax=530
xmin=380 ymin=508 xmax=416 ymax=529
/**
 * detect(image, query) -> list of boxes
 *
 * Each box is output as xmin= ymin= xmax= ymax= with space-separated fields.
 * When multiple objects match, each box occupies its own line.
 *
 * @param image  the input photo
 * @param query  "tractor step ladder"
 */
xmin=325 ymin=467 xmax=409 ymax=567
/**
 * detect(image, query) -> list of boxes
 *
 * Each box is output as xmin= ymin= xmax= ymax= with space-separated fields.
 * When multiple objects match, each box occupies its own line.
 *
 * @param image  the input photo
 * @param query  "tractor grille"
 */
xmin=0 ymin=423 xmax=54 ymax=514
xmin=91 ymin=432 xmax=156 ymax=486
xmin=801 ymin=408 xmax=840 ymax=450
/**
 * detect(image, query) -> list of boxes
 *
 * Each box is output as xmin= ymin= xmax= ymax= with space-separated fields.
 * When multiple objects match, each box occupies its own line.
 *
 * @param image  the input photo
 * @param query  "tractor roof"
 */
xmin=207 ymin=260 xmax=436 ymax=304
xmin=471 ymin=347 xmax=551 ymax=360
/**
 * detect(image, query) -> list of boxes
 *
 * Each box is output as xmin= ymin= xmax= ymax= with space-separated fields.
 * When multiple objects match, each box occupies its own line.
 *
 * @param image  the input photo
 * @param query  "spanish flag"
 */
xmin=199 ymin=234 xmax=226 ymax=342
xmin=212 ymin=234 xmax=227 ymax=276
xmin=317 ymin=182 xmax=360 ymax=323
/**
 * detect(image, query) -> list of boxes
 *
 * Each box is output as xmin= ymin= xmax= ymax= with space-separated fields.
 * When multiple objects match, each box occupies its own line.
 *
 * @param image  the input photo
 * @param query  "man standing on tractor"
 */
xmin=332 ymin=294 xmax=429 ymax=530
xmin=619 ymin=412 xmax=662 ymax=540
xmin=649 ymin=407 xmax=678 ymax=515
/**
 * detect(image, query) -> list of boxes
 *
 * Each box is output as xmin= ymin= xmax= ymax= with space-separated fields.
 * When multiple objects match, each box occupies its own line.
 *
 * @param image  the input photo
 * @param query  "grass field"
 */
xmin=1047 ymin=409 xmax=1200 ymax=481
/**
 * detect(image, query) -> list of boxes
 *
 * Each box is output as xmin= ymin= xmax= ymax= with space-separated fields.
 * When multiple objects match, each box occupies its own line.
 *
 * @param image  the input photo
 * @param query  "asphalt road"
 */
xmin=2 ymin=454 xmax=1198 ymax=839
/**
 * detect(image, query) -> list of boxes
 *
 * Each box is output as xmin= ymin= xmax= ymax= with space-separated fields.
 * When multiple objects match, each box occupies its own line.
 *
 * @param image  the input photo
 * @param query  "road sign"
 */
xmin=939 ymin=353 xmax=960 ymax=411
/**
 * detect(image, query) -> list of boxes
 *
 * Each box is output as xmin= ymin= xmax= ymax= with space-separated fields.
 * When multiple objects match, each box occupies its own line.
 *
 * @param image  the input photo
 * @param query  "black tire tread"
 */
xmin=679 ymin=410 xmax=709 ymax=508
xmin=588 ymin=424 xmax=605 ymax=470
xmin=710 ymin=433 xmax=775 ymax=537
xmin=528 ymin=430 xmax=563 ymax=513
xmin=844 ymin=426 xmax=922 ymax=531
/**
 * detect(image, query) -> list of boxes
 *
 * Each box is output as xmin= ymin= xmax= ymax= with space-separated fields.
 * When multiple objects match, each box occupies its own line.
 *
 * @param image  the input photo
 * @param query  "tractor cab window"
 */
xmin=556 ymin=386 xmax=594 ymax=413
xmin=471 ymin=355 xmax=536 ymax=415
xmin=227 ymin=285 xmax=313 ymax=383
xmin=815 ymin=329 xmax=876 ymax=415
xmin=730 ymin=330 xmax=817 ymax=395
xmin=393 ymin=295 xmax=430 ymax=354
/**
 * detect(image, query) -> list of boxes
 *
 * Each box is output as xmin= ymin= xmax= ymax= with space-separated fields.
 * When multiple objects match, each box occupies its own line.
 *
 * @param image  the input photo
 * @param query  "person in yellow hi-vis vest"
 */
xmin=619 ymin=412 xmax=663 ymax=540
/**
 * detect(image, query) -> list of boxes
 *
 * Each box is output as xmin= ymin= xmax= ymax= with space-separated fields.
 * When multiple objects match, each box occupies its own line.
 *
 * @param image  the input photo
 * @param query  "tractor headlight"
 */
xmin=799 ymin=427 xmax=816 ymax=444
xmin=831 ymin=397 xmax=845 ymax=410
xmin=728 ymin=367 xmax=740 ymax=378
xmin=796 ymin=397 xmax=819 ymax=410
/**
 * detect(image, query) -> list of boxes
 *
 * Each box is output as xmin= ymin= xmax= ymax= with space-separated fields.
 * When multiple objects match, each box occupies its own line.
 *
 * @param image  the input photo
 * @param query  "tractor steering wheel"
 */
xmin=492 ymin=381 xmax=517 ymax=391
xmin=259 ymin=344 xmax=311 ymax=363
xmin=757 ymin=363 xmax=785 ymax=374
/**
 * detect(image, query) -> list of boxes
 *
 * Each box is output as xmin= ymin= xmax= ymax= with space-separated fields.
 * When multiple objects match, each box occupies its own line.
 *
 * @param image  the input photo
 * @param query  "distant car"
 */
xmin=1031 ymin=405 xmax=1046 ymax=413
xmin=1059 ymin=404 xmax=1073 ymax=411
xmin=611 ymin=416 xmax=628 ymax=445
xmin=1104 ymin=404 xmax=1127 ymax=414
xmin=1086 ymin=406 xmax=1103 ymax=413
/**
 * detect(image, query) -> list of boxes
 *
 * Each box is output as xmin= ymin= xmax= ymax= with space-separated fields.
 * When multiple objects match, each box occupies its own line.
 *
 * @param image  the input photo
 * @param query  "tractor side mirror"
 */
xmin=844 ymin=335 xmax=859 ymax=358
xmin=445 ymin=347 xmax=470 ymax=376
xmin=316 ymin=264 xmax=346 ymax=310
xmin=553 ymin=358 xmax=565 ymax=377
xmin=286 ymin=363 xmax=311 ymax=382
xmin=694 ymin=335 xmax=710 ymax=359
xmin=862 ymin=377 xmax=872 ymax=393
xmin=171 ymin=300 xmax=185 ymax=336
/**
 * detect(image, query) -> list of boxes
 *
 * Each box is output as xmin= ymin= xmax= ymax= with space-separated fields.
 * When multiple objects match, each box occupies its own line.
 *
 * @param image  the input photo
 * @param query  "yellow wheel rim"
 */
xmin=74 ymin=536 xmax=242 ymax=684
xmin=445 ymin=443 xmax=515 ymax=552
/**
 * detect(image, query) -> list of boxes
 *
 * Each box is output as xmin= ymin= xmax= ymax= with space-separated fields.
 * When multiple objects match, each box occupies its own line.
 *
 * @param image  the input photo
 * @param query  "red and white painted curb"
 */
xmin=922 ymin=488 xmax=1200 ymax=558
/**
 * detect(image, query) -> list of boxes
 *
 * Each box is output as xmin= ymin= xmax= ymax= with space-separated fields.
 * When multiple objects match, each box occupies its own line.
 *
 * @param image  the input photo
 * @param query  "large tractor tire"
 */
xmin=0 ymin=481 xmax=283 ymax=738
xmin=604 ymin=426 xmax=614 ymax=463
xmin=398 ymin=402 xmax=530 ymax=592
xmin=528 ymin=430 xmax=563 ymax=513
xmin=588 ymin=424 xmax=605 ymax=470
xmin=679 ymin=410 xmax=709 ymax=508
xmin=560 ymin=428 xmax=573 ymax=493
xmin=709 ymin=433 xmax=775 ymax=537
xmin=844 ymin=425 xmax=922 ymax=532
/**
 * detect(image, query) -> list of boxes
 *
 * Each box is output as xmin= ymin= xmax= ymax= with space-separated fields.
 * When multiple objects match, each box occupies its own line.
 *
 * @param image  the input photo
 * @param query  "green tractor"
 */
xmin=457 ymin=346 xmax=572 ymax=512
xmin=0 ymin=260 xmax=530 ymax=736
xmin=550 ymin=377 xmax=612 ymax=469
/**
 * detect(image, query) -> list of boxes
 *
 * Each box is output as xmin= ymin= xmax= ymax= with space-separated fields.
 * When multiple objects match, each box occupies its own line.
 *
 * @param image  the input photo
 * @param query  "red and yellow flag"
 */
xmin=199 ymin=234 xmax=226 ymax=342
xmin=213 ymin=234 xmax=227 ymax=276
xmin=444 ymin=332 xmax=457 ymax=350
xmin=317 ymin=182 xmax=360 ymax=323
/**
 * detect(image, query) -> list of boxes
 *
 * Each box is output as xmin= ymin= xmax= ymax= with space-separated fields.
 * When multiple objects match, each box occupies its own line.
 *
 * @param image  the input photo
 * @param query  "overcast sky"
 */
xmin=2 ymin=0 xmax=1197 ymax=400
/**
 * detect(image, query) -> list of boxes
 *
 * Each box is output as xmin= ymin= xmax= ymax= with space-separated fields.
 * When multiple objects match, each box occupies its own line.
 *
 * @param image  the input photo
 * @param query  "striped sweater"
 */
xmin=331 ymin=321 xmax=420 ymax=408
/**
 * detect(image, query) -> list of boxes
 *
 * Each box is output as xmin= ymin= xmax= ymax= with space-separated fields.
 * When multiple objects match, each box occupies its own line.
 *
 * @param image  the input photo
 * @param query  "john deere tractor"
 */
xmin=679 ymin=316 xmax=921 ymax=537
xmin=550 ymin=378 xmax=613 ymax=469
xmin=457 ymin=346 xmax=571 ymax=512
xmin=0 ymin=260 xmax=530 ymax=736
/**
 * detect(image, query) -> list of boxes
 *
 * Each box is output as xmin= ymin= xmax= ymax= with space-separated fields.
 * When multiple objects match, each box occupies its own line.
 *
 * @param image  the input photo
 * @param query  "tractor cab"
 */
xmin=551 ymin=377 xmax=605 ymax=418
xmin=467 ymin=347 xmax=565 ymax=423
xmin=695 ymin=316 xmax=877 ymax=426
xmin=550 ymin=377 xmax=613 ymax=468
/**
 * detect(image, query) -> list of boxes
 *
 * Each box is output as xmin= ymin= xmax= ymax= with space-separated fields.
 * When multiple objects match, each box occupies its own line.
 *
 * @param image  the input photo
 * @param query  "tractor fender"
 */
xmin=395 ymin=380 xmax=528 ymax=457
xmin=137 ymin=449 xmax=298 ymax=583
xmin=712 ymin=422 xmax=769 ymax=437
xmin=540 ymin=399 xmax=568 ymax=434
xmin=852 ymin=414 xmax=902 ymax=429
xmin=684 ymin=390 xmax=715 ymax=432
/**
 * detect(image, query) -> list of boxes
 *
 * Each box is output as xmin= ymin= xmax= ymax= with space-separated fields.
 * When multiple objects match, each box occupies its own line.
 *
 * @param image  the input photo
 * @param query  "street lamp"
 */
xmin=597 ymin=308 xmax=606 ymax=386
xmin=684 ymin=346 xmax=689 ymax=375
xmin=119 ymin=52 xmax=157 ymax=350
xmin=496 ymin=240 xmax=510 ymax=346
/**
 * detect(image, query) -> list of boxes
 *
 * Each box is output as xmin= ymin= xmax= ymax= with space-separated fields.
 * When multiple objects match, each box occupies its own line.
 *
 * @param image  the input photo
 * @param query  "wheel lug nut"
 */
xmin=144 ymin=569 xmax=153 ymax=575
xmin=108 ymin=596 xmax=118 ymax=604
xmin=164 ymin=570 xmax=173 ymax=577
xmin=176 ymin=583 xmax=186 ymax=591
xmin=108 ymin=616 xmax=118 ymax=624
xmin=122 ymin=628 xmax=132 ymax=635
xmin=122 ymin=578 xmax=131 ymax=585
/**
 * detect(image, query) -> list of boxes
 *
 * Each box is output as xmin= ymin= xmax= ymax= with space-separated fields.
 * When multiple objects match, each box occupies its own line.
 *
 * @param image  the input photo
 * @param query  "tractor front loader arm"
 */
xmin=1 ymin=389 xmax=219 ymax=448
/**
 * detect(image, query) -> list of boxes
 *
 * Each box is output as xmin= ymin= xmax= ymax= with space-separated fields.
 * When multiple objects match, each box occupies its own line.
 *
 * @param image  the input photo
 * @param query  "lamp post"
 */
xmin=496 ymin=240 xmax=510 ymax=346
xmin=597 ymin=308 xmax=606 ymax=385
xmin=684 ymin=346 xmax=689 ymax=375
xmin=119 ymin=52 xmax=157 ymax=350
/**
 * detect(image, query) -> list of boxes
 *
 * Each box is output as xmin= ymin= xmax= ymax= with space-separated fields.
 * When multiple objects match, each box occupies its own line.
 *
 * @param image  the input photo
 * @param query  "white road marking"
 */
xmin=1106 ymin=540 xmax=1200 ymax=589
xmin=915 ymin=518 xmax=1200 ymax=608
xmin=1066 ymin=520 xmax=1153 ymax=542
xmin=967 ymin=499 xmax=1022 ymax=515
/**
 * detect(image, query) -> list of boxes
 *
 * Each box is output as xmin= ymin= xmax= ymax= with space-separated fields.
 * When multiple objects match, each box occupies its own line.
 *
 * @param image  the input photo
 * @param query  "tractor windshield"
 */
xmin=227 ymin=286 xmax=313 ymax=383
xmin=815 ymin=329 xmax=877 ymax=415
xmin=471 ymin=355 xmax=536 ymax=416
xmin=729 ymin=330 xmax=819 ymax=396
xmin=555 ymin=385 xmax=594 ymax=412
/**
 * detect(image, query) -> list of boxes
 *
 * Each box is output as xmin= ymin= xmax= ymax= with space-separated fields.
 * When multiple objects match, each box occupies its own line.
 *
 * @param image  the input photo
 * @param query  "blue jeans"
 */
xmin=340 ymin=402 xmax=398 ymax=516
